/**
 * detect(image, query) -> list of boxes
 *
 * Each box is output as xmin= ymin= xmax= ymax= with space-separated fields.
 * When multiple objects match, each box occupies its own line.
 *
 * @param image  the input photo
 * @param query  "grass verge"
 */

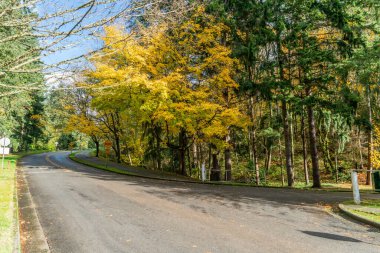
xmin=342 ymin=199 xmax=380 ymax=224
xmin=69 ymin=153 xmax=141 ymax=177
xmin=0 ymin=151 xmax=47 ymax=253
xmin=70 ymin=152 xmax=376 ymax=194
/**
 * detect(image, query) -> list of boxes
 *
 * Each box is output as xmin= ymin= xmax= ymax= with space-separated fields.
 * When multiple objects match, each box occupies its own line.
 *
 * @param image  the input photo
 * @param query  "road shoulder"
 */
xmin=17 ymin=167 xmax=50 ymax=253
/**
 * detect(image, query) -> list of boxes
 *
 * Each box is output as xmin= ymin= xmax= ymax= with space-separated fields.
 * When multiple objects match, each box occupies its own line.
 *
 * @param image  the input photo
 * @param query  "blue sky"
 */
xmin=34 ymin=0 xmax=134 ymax=73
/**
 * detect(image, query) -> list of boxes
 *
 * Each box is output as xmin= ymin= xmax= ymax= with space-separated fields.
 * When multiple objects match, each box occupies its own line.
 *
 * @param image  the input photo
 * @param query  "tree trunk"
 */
xmin=156 ymin=126 xmax=161 ymax=171
xmin=265 ymin=146 xmax=272 ymax=184
xmin=322 ymin=135 xmax=334 ymax=174
xmin=358 ymin=127 xmax=364 ymax=170
xmin=198 ymin=144 xmax=203 ymax=179
xmin=252 ymin=121 xmax=260 ymax=185
xmin=128 ymin=153 xmax=133 ymax=165
xmin=290 ymin=110 xmax=295 ymax=169
xmin=282 ymin=100 xmax=294 ymax=187
xmin=197 ymin=144 xmax=202 ymax=179
xmin=248 ymin=131 xmax=253 ymax=161
xmin=250 ymin=97 xmax=260 ymax=185
xmin=264 ymin=102 xmax=273 ymax=184
xmin=179 ymin=129 xmax=187 ymax=176
xmin=115 ymin=135 xmax=121 ymax=163
xmin=306 ymin=88 xmax=321 ymax=188
xmin=208 ymin=144 xmax=212 ymax=179
xmin=95 ymin=140 xmax=99 ymax=158
xmin=193 ymin=142 xmax=198 ymax=171
xmin=301 ymin=110 xmax=309 ymax=185
xmin=107 ymin=112 xmax=122 ymax=163
xmin=210 ymin=153 xmax=221 ymax=181
xmin=178 ymin=148 xmax=186 ymax=176
xmin=187 ymin=147 xmax=192 ymax=177
xmin=366 ymin=85 xmax=373 ymax=185
xmin=335 ymin=150 xmax=339 ymax=183
xmin=278 ymin=138 xmax=285 ymax=186
xmin=171 ymin=147 xmax=176 ymax=172
xmin=224 ymin=133 xmax=232 ymax=181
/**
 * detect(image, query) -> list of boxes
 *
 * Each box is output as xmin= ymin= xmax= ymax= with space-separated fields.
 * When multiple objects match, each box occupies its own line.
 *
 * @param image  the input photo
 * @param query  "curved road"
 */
xmin=19 ymin=152 xmax=380 ymax=253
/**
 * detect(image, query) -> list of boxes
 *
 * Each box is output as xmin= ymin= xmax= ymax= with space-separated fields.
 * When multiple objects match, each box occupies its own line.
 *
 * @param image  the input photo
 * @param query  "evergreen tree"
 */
xmin=0 ymin=0 xmax=44 ymax=151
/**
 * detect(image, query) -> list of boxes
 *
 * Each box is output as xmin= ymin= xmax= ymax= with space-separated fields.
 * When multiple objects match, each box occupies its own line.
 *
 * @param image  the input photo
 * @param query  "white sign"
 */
xmin=0 ymin=147 xmax=9 ymax=155
xmin=1 ymin=137 xmax=10 ymax=169
xmin=0 ymin=137 xmax=10 ymax=147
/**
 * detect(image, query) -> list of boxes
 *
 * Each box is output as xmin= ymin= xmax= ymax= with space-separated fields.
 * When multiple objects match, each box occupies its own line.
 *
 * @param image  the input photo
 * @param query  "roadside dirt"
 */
xmin=17 ymin=168 xmax=50 ymax=253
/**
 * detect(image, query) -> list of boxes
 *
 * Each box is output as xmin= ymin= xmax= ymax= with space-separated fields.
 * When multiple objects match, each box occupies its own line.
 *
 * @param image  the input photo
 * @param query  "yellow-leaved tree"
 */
xmin=75 ymin=5 xmax=247 ymax=178
xmin=140 ymin=6 xmax=248 ymax=178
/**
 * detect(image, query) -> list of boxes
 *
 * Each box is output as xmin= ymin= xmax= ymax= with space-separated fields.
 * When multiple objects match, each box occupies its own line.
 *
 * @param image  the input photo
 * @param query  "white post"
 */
xmin=201 ymin=163 xmax=206 ymax=182
xmin=351 ymin=171 xmax=361 ymax=205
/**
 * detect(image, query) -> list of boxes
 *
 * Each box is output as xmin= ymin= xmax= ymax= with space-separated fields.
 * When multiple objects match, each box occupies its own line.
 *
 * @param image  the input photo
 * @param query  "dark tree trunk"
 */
xmin=275 ymin=29 xmax=293 ymax=187
xmin=155 ymin=126 xmax=161 ymax=171
xmin=178 ymin=148 xmax=186 ymax=176
xmin=115 ymin=135 xmax=121 ymax=163
xmin=187 ymin=147 xmax=191 ymax=177
xmin=178 ymin=129 xmax=187 ymax=176
xmin=171 ymin=148 xmax=176 ymax=172
xmin=95 ymin=140 xmax=100 ymax=158
xmin=104 ymin=112 xmax=122 ymax=164
xmin=306 ymin=88 xmax=321 ymax=188
xmin=282 ymin=100 xmax=294 ymax=187
xmin=210 ymin=153 xmax=221 ymax=181
xmin=335 ymin=150 xmax=339 ymax=183
xmin=278 ymin=138 xmax=285 ymax=186
xmin=290 ymin=111 xmax=295 ymax=168
xmin=301 ymin=110 xmax=309 ymax=185
xmin=208 ymin=144 xmax=212 ymax=178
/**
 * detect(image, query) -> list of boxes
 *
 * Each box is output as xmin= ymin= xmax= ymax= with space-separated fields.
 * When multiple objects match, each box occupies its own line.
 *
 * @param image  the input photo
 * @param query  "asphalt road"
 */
xmin=19 ymin=152 xmax=380 ymax=253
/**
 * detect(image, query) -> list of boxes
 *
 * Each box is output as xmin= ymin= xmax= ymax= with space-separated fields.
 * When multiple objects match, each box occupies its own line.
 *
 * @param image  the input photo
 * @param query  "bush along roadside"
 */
xmin=0 ymin=151 xmax=47 ymax=253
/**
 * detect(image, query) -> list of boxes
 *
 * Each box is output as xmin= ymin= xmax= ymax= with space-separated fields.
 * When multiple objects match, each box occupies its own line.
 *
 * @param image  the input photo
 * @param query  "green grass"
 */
xmin=70 ymin=153 xmax=294 ymax=187
xmin=349 ymin=209 xmax=380 ymax=223
xmin=343 ymin=199 xmax=380 ymax=208
xmin=0 ymin=150 xmax=47 ymax=253
xmin=0 ymin=156 xmax=17 ymax=253
xmin=71 ymin=152 xmax=376 ymax=194
xmin=342 ymin=199 xmax=380 ymax=224
xmin=69 ymin=153 xmax=140 ymax=177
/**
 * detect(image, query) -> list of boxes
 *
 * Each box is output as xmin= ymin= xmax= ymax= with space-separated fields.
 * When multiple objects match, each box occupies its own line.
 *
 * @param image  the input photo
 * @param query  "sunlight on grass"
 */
xmin=343 ymin=199 xmax=380 ymax=224
xmin=344 ymin=199 xmax=380 ymax=208
xmin=350 ymin=209 xmax=380 ymax=223
xmin=0 ymin=151 xmax=47 ymax=253
xmin=0 ymin=155 xmax=18 ymax=253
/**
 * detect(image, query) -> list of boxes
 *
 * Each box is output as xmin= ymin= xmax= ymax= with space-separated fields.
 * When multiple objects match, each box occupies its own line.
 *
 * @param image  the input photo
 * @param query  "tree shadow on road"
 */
xmin=19 ymin=152 xmax=355 ymax=208
xmin=19 ymin=152 xmax=380 ymax=237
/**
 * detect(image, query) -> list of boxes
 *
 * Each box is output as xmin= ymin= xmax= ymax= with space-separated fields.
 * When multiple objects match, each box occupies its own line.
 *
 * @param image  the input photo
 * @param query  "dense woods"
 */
xmin=0 ymin=0 xmax=45 ymax=151
xmin=2 ymin=0 xmax=380 ymax=188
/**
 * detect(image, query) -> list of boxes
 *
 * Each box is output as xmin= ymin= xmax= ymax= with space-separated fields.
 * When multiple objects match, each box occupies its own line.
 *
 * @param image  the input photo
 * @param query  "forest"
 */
xmin=1 ymin=0 xmax=380 ymax=188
